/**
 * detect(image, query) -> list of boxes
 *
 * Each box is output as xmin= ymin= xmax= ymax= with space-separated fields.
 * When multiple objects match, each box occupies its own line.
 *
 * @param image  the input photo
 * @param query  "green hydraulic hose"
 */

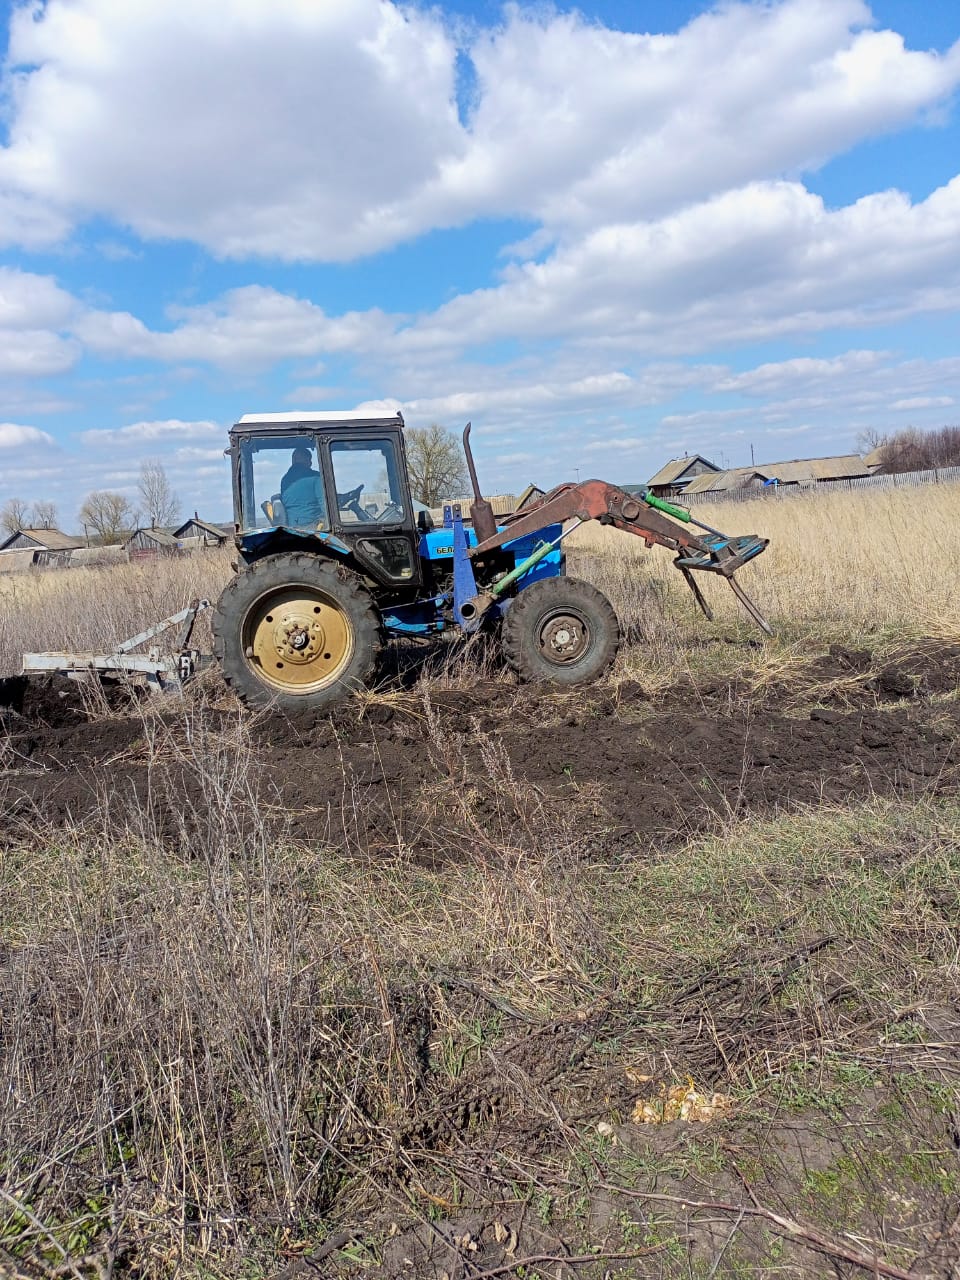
xmin=489 ymin=539 xmax=556 ymax=597
xmin=642 ymin=491 xmax=727 ymax=539
xmin=489 ymin=519 xmax=581 ymax=598
xmin=642 ymin=491 xmax=692 ymax=522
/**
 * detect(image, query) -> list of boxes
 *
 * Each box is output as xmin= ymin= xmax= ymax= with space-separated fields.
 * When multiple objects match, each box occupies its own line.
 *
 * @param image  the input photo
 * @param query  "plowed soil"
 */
xmin=2 ymin=639 xmax=959 ymax=856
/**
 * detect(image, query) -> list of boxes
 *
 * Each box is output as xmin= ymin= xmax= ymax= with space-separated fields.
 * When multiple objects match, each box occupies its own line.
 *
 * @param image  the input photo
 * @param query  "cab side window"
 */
xmin=330 ymin=439 xmax=406 ymax=524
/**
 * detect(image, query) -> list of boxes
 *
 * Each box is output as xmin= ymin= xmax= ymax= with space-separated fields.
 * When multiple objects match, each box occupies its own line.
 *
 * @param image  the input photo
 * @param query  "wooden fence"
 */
xmin=682 ymin=464 xmax=960 ymax=506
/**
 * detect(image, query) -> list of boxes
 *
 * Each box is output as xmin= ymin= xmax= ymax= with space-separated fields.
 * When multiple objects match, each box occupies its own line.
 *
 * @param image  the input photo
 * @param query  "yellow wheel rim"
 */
xmin=243 ymin=588 xmax=354 ymax=694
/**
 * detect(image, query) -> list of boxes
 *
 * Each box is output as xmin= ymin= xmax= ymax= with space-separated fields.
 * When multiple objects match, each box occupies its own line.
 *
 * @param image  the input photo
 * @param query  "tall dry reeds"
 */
xmin=569 ymin=482 xmax=960 ymax=637
xmin=2 ymin=483 xmax=957 ymax=682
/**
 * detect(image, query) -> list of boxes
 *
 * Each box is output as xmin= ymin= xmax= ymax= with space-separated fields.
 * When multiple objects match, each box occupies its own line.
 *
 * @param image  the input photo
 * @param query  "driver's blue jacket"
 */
xmin=280 ymin=464 xmax=326 ymax=527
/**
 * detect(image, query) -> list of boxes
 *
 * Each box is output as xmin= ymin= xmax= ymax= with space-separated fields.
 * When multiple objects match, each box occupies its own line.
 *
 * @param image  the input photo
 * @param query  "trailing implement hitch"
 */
xmin=22 ymin=599 xmax=213 ymax=692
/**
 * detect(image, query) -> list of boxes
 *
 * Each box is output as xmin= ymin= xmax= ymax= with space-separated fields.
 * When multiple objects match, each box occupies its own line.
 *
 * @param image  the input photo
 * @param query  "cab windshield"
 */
xmin=237 ymin=433 xmax=408 ymax=530
xmin=238 ymin=435 xmax=325 ymax=530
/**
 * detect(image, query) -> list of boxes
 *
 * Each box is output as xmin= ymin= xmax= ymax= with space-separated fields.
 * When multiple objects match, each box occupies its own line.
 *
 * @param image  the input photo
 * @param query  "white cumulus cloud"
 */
xmin=76 ymin=287 xmax=393 ymax=369
xmin=0 ymin=0 xmax=957 ymax=260
xmin=442 ymin=0 xmax=960 ymax=235
xmin=0 ymin=0 xmax=463 ymax=260
xmin=403 ymin=176 xmax=960 ymax=356
xmin=0 ymin=422 xmax=58 ymax=450
xmin=0 ymin=268 xmax=81 ymax=374
xmin=79 ymin=418 xmax=223 ymax=447
xmin=890 ymin=395 xmax=955 ymax=410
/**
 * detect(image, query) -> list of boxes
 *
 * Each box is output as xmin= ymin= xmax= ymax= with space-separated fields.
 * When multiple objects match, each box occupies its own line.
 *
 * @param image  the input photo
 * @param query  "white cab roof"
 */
xmin=236 ymin=410 xmax=403 ymax=425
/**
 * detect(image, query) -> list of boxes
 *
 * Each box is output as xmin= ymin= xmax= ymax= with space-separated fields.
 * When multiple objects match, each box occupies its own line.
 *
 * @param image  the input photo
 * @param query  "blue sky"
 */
xmin=0 ymin=0 xmax=958 ymax=525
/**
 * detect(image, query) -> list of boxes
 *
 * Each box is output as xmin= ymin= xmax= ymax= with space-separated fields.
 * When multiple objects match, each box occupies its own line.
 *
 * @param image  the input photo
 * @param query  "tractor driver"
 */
xmin=280 ymin=446 xmax=327 ymax=528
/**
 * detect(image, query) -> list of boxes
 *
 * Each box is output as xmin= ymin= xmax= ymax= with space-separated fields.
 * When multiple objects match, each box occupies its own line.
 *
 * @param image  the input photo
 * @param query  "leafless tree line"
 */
xmin=0 ymin=497 xmax=59 ymax=536
xmin=1 ymin=459 xmax=181 ymax=544
xmin=862 ymin=424 xmax=960 ymax=474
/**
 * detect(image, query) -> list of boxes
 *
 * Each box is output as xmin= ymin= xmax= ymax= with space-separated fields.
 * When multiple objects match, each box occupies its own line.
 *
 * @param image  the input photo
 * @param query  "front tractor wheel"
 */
xmin=213 ymin=553 xmax=380 ymax=710
xmin=501 ymin=577 xmax=620 ymax=686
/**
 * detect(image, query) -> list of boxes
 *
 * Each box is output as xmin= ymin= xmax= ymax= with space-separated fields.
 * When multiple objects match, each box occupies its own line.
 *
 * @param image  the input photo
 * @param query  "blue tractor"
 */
xmin=213 ymin=411 xmax=770 ymax=710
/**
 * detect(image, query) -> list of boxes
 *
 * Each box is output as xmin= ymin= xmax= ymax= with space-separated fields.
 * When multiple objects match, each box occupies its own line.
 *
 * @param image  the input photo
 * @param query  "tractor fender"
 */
xmin=238 ymin=526 xmax=352 ymax=566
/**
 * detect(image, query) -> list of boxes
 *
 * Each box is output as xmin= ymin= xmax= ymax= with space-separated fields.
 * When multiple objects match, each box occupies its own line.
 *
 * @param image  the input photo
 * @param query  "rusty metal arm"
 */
xmin=469 ymin=480 xmax=713 ymax=559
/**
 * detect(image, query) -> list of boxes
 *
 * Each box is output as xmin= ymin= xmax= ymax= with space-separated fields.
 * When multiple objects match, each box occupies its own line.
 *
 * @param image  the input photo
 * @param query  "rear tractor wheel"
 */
xmin=212 ymin=552 xmax=380 ymax=710
xmin=501 ymin=576 xmax=620 ymax=685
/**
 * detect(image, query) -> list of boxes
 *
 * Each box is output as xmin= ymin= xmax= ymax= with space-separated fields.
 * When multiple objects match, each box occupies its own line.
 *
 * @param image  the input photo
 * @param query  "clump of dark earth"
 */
xmin=2 ymin=640 xmax=959 ymax=856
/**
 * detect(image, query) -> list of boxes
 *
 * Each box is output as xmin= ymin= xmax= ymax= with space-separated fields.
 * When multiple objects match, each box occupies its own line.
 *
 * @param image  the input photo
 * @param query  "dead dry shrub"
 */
xmin=0 ymin=702 xmax=612 ymax=1274
xmin=0 ymin=720 xmax=386 ymax=1271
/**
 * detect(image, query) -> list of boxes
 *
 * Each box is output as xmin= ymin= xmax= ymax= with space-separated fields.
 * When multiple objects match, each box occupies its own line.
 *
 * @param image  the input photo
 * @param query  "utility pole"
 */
xmin=750 ymin=443 xmax=755 ymax=467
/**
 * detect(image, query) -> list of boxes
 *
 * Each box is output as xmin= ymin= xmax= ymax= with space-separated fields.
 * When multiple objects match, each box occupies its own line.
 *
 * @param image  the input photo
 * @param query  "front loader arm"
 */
xmin=467 ymin=479 xmax=773 ymax=635
xmin=470 ymin=479 xmax=712 ymax=560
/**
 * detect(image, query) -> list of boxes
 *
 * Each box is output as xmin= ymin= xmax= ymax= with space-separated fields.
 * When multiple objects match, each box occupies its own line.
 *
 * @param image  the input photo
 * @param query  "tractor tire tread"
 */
xmin=501 ymin=576 xmax=620 ymax=685
xmin=212 ymin=552 xmax=381 ymax=710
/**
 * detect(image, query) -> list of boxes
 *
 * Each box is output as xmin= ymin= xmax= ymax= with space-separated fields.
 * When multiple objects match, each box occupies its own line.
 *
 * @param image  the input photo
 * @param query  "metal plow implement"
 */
xmin=23 ymin=599 xmax=212 ymax=693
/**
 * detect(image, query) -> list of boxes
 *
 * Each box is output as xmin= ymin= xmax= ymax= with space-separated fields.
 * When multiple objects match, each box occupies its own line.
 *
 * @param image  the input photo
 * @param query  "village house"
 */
xmin=645 ymin=455 xmax=721 ymax=498
xmin=678 ymin=454 xmax=874 ymax=496
xmin=0 ymin=527 xmax=85 ymax=570
xmin=123 ymin=527 xmax=182 ymax=557
xmin=173 ymin=515 xmax=231 ymax=547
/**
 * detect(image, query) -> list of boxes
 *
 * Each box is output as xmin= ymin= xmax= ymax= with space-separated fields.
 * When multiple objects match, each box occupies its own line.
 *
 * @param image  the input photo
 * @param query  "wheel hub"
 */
xmin=539 ymin=612 xmax=590 ymax=665
xmin=246 ymin=591 xmax=353 ymax=691
xmin=274 ymin=610 xmax=325 ymax=664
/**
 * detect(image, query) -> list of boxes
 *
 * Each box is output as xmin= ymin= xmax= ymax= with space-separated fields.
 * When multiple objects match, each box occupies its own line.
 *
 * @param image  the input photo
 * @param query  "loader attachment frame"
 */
xmin=465 ymin=476 xmax=772 ymax=634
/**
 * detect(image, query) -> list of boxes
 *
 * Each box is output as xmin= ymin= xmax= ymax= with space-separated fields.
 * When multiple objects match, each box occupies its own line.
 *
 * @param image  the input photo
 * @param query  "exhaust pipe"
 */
xmin=459 ymin=592 xmax=495 ymax=621
xmin=462 ymin=422 xmax=497 ymax=544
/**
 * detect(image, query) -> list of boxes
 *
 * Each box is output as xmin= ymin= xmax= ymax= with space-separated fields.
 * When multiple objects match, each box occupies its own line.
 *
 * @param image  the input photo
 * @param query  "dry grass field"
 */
xmin=0 ymin=551 xmax=234 ymax=679
xmin=1 ymin=485 xmax=959 ymax=1279
xmin=569 ymin=484 xmax=960 ymax=637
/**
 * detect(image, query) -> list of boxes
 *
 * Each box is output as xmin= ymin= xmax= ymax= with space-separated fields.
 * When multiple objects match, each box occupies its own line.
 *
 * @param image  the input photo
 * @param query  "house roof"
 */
xmin=515 ymin=483 xmax=546 ymax=512
xmin=759 ymin=454 xmax=872 ymax=483
xmin=862 ymin=445 xmax=887 ymax=468
xmin=126 ymin=527 xmax=180 ymax=547
xmin=646 ymin=455 xmax=720 ymax=487
xmin=682 ymin=468 xmax=765 ymax=494
xmin=173 ymin=517 xmax=227 ymax=539
xmin=0 ymin=527 xmax=84 ymax=551
xmin=682 ymin=454 xmax=874 ymax=494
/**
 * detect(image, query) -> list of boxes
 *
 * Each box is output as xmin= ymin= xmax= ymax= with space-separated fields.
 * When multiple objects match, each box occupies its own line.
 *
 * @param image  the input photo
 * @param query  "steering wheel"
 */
xmin=338 ymin=482 xmax=375 ymax=522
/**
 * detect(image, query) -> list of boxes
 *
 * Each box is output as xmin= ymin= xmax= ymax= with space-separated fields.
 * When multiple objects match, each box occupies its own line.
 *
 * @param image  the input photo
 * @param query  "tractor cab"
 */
xmin=228 ymin=411 xmax=422 ymax=587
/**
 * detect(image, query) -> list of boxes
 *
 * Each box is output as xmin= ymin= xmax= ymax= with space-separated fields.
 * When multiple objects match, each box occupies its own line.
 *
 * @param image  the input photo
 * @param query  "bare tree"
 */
xmin=32 ymin=500 xmax=58 ymax=530
xmin=0 ymin=498 xmax=30 ymax=535
xmin=856 ymin=427 xmax=887 ymax=456
xmin=137 ymin=458 xmax=180 ymax=528
xmin=877 ymin=425 xmax=960 ymax=474
xmin=405 ymin=424 xmax=469 ymax=507
xmin=79 ymin=491 xmax=136 ymax=544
